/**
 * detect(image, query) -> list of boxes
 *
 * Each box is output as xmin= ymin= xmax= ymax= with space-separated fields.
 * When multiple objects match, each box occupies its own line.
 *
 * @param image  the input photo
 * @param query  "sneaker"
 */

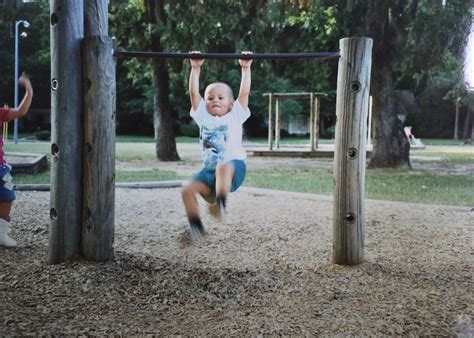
xmin=0 ymin=219 xmax=17 ymax=247
xmin=188 ymin=218 xmax=206 ymax=240
xmin=208 ymin=202 xmax=222 ymax=220
xmin=202 ymin=192 xmax=217 ymax=205
xmin=217 ymin=196 xmax=226 ymax=214
xmin=0 ymin=234 xmax=17 ymax=247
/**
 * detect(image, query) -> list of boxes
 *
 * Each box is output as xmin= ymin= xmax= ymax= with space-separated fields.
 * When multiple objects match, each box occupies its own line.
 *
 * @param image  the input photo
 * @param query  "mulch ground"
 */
xmin=1 ymin=187 xmax=473 ymax=335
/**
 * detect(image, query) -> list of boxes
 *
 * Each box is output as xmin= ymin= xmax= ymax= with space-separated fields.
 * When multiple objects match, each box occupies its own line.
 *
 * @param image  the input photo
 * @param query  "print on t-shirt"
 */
xmin=201 ymin=124 xmax=228 ymax=169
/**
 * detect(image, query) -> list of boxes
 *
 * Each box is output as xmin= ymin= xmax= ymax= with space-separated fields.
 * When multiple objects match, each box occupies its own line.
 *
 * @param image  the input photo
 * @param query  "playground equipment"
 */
xmin=263 ymin=92 xmax=328 ymax=151
xmin=49 ymin=0 xmax=372 ymax=266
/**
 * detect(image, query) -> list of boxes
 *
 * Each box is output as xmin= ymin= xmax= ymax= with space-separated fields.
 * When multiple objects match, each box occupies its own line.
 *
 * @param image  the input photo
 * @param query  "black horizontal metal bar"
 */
xmin=114 ymin=50 xmax=340 ymax=60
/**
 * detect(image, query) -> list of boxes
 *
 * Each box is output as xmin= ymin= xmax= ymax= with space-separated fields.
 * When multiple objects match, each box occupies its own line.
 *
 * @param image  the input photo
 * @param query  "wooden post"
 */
xmin=49 ymin=0 xmax=84 ymax=264
xmin=310 ymin=92 xmax=315 ymax=151
xmin=332 ymin=37 xmax=373 ymax=266
xmin=82 ymin=36 xmax=116 ymax=261
xmin=314 ymin=96 xmax=321 ymax=150
xmin=367 ymin=95 xmax=373 ymax=145
xmin=84 ymin=0 xmax=108 ymax=36
xmin=275 ymin=98 xmax=280 ymax=149
xmin=82 ymin=0 xmax=115 ymax=261
xmin=268 ymin=93 xmax=273 ymax=150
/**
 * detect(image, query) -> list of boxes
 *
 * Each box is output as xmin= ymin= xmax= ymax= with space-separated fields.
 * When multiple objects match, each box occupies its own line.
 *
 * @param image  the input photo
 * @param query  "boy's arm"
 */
xmin=189 ymin=53 xmax=204 ymax=112
xmin=237 ymin=52 xmax=252 ymax=110
xmin=8 ymin=74 xmax=33 ymax=121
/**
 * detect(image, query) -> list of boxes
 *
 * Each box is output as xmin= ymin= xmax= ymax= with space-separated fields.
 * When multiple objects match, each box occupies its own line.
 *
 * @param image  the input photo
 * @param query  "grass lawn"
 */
xmin=5 ymin=138 xmax=473 ymax=207
xmin=245 ymin=167 xmax=474 ymax=207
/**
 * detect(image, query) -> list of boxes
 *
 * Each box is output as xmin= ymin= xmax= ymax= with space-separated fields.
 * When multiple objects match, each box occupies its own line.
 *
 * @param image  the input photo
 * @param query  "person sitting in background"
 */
xmin=404 ymin=125 xmax=423 ymax=146
xmin=404 ymin=126 xmax=414 ymax=143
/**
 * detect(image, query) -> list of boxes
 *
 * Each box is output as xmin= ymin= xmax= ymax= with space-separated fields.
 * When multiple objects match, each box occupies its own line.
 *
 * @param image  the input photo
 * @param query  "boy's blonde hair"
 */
xmin=204 ymin=82 xmax=234 ymax=100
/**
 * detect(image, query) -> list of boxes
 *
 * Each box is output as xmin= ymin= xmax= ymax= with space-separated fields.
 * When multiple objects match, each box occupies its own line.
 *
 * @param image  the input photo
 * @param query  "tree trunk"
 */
xmin=152 ymin=59 xmax=180 ymax=161
xmin=454 ymin=99 xmax=460 ymax=140
xmin=462 ymin=109 xmax=472 ymax=141
xmin=368 ymin=64 xmax=411 ymax=169
xmin=146 ymin=0 xmax=180 ymax=161
xmin=365 ymin=1 xmax=411 ymax=169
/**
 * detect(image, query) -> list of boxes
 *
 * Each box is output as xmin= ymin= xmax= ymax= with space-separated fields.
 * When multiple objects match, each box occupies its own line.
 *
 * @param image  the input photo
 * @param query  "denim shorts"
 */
xmin=0 ymin=164 xmax=16 ymax=202
xmin=193 ymin=159 xmax=246 ymax=194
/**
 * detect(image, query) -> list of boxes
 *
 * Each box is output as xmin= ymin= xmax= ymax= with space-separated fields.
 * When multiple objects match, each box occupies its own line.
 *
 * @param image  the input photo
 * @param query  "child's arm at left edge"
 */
xmin=237 ymin=51 xmax=252 ymax=110
xmin=8 ymin=73 xmax=33 ymax=121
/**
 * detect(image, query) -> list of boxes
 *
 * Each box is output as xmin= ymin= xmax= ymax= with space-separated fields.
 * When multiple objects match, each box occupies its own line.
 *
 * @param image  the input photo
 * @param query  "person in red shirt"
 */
xmin=0 ymin=73 xmax=33 ymax=247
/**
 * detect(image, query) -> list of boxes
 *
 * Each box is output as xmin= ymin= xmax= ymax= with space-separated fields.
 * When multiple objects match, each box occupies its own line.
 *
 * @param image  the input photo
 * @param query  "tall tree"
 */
xmin=366 ymin=1 xmax=411 ymax=168
xmin=342 ymin=0 xmax=411 ymax=168
xmin=340 ymin=0 xmax=472 ymax=168
xmin=145 ymin=0 xmax=180 ymax=161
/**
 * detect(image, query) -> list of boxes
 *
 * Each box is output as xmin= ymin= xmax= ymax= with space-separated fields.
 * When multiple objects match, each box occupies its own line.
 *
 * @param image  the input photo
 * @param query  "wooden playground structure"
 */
xmin=48 ymin=0 xmax=373 ymax=267
xmin=264 ymin=92 xmax=328 ymax=151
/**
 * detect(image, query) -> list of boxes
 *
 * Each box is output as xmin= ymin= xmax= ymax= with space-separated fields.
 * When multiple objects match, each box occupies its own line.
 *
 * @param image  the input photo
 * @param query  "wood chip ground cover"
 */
xmin=1 ymin=188 xmax=472 ymax=335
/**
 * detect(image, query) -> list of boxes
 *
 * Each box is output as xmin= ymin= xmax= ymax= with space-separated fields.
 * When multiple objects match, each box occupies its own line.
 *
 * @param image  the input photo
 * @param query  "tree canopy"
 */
xmin=0 ymin=0 xmax=471 ymax=164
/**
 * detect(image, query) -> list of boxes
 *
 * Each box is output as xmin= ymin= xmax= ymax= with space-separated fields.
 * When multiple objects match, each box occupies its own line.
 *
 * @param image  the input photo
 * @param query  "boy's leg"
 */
xmin=215 ymin=160 xmax=246 ymax=213
xmin=215 ymin=163 xmax=234 ymax=197
xmin=215 ymin=163 xmax=235 ymax=211
xmin=181 ymin=181 xmax=211 ymax=239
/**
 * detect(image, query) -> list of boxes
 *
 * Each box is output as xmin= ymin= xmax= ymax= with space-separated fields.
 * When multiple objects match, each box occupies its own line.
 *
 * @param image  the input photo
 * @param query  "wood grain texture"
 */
xmin=332 ymin=37 xmax=373 ymax=266
xmin=267 ymin=93 xmax=273 ymax=150
xmin=275 ymin=98 xmax=280 ymax=149
xmin=82 ymin=36 xmax=116 ymax=261
xmin=310 ymin=92 xmax=315 ymax=151
xmin=314 ymin=96 xmax=321 ymax=150
xmin=49 ymin=0 xmax=84 ymax=264
xmin=84 ymin=0 xmax=108 ymax=36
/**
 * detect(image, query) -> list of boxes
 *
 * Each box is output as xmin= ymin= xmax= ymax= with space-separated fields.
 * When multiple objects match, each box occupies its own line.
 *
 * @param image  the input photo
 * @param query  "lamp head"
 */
xmin=22 ymin=20 xmax=30 ymax=28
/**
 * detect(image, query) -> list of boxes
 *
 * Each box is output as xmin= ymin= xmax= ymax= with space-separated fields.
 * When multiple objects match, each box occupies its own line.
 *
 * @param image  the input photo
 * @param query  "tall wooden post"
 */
xmin=268 ymin=93 xmax=273 ymax=150
xmin=314 ymin=96 xmax=320 ymax=150
xmin=82 ymin=0 xmax=115 ymax=261
xmin=367 ymin=96 xmax=373 ymax=145
xmin=275 ymin=98 xmax=280 ymax=149
xmin=332 ymin=37 xmax=373 ymax=266
xmin=84 ymin=0 xmax=108 ymax=36
xmin=49 ymin=1 xmax=84 ymax=264
xmin=310 ymin=92 xmax=315 ymax=151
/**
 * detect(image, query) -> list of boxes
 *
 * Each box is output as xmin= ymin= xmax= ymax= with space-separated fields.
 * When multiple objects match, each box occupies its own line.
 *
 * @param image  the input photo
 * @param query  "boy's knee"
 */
xmin=215 ymin=162 xmax=225 ymax=171
xmin=182 ymin=185 xmax=194 ymax=199
xmin=216 ymin=162 xmax=231 ymax=174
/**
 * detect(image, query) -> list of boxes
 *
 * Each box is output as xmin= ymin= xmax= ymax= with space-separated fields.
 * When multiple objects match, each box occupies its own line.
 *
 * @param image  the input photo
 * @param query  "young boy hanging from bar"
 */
xmin=181 ymin=51 xmax=252 ymax=240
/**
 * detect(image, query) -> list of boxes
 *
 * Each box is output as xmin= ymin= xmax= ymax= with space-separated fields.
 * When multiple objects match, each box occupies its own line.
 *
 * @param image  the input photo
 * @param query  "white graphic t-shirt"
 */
xmin=191 ymin=99 xmax=250 ymax=169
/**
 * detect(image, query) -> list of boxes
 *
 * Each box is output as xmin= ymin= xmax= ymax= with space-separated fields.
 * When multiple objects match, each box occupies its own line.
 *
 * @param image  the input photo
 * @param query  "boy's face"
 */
xmin=204 ymin=83 xmax=234 ymax=116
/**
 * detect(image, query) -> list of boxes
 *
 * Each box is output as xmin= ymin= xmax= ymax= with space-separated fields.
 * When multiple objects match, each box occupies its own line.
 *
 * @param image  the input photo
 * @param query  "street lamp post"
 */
xmin=13 ymin=19 xmax=30 ymax=144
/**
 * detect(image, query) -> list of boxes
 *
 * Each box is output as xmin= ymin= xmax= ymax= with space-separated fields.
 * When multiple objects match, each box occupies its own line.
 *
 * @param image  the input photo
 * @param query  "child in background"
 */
xmin=182 ymin=52 xmax=252 ymax=239
xmin=0 ymin=73 xmax=33 ymax=247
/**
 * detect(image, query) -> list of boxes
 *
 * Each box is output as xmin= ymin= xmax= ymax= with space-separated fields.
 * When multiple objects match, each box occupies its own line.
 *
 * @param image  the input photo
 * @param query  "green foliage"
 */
xmin=0 ymin=0 xmax=469 ymax=139
xmin=180 ymin=123 xmax=199 ymax=138
xmin=109 ymin=0 xmax=341 ymax=135
xmin=0 ymin=0 xmax=50 ymax=111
